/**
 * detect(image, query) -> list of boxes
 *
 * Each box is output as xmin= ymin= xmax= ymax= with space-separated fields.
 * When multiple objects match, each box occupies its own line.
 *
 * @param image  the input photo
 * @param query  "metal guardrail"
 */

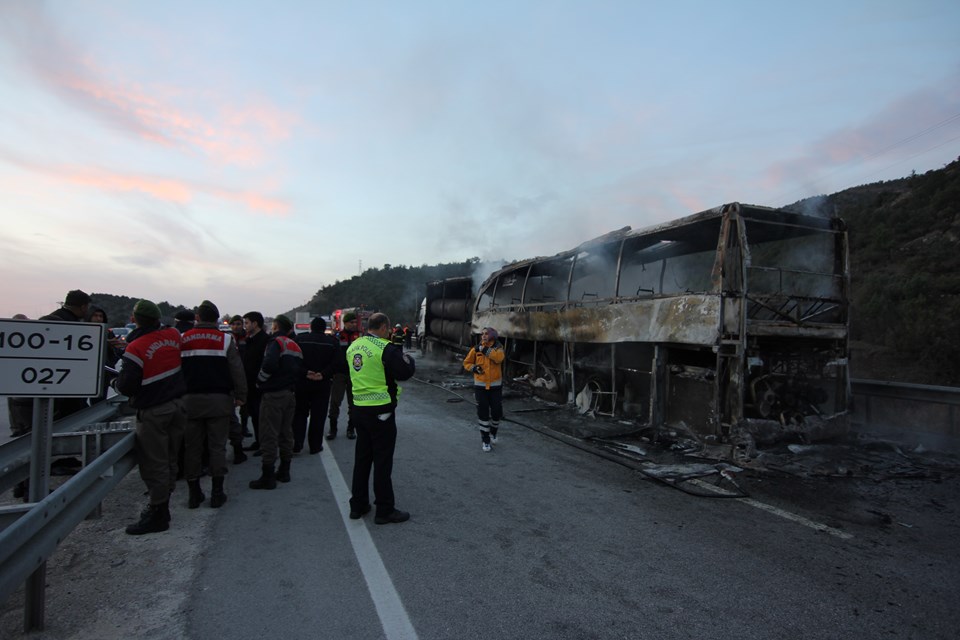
xmin=850 ymin=378 xmax=960 ymax=438
xmin=0 ymin=432 xmax=136 ymax=601
xmin=0 ymin=398 xmax=128 ymax=495
xmin=0 ymin=397 xmax=136 ymax=627
xmin=851 ymin=378 xmax=960 ymax=406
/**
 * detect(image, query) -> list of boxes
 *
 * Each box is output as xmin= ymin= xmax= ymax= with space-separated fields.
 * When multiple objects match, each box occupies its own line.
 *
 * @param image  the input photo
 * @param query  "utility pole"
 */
xmin=358 ymin=259 xmax=362 ymax=275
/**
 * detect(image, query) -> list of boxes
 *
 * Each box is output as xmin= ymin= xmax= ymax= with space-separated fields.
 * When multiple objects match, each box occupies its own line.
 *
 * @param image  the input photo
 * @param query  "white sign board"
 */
xmin=0 ymin=319 xmax=104 ymax=397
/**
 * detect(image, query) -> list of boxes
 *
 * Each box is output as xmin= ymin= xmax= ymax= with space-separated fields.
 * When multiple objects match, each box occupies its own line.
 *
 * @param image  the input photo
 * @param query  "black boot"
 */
xmin=326 ymin=419 xmax=337 ymax=440
xmin=243 ymin=440 xmax=260 ymax=451
xmin=210 ymin=476 xmax=227 ymax=508
xmin=187 ymin=479 xmax=206 ymax=509
xmin=249 ymin=464 xmax=276 ymax=490
xmin=276 ymin=460 xmax=291 ymax=483
xmin=346 ymin=424 xmax=356 ymax=440
xmin=126 ymin=501 xmax=170 ymax=535
xmin=233 ymin=444 xmax=248 ymax=464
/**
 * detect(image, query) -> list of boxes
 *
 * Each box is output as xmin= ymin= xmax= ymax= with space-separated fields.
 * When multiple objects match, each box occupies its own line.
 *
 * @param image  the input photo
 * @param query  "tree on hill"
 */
xmin=793 ymin=156 xmax=960 ymax=385
xmin=292 ymin=258 xmax=488 ymax=326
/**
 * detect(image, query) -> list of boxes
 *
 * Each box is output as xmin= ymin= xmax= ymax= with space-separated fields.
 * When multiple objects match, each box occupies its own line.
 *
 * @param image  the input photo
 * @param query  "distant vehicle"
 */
xmin=331 ymin=307 xmax=371 ymax=334
xmin=294 ymin=311 xmax=310 ymax=334
xmin=110 ymin=327 xmax=131 ymax=342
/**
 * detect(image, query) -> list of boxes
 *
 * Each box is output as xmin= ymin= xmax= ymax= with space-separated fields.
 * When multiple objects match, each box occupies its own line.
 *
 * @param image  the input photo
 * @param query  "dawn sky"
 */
xmin=2 ymin=0 xmax=958 ymax=320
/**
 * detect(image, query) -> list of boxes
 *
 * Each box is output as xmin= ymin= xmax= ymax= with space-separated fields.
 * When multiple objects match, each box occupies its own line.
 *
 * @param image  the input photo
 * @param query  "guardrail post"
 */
xmin=25 ymin=398 xmax=54 ymax=632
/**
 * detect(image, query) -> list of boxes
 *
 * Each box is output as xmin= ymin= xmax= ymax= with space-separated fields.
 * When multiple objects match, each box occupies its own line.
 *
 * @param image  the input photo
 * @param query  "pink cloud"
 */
xmin=67 ymin=168 xmax=193 ymax=203
xmin=763 ymin=76 xmax=960 ymax=191
xmin=208 ymin=186 xmax=291 ymax=218
xmin=0 ymin=3 xmax=299 ymax=167
xmin=0 ymin=145 xmax=289 ymax=216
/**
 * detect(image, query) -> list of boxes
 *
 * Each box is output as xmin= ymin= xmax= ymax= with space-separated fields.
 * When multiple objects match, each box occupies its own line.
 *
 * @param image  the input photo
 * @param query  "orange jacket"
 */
xmin=463 ymin=340 xmax=505 ymax=389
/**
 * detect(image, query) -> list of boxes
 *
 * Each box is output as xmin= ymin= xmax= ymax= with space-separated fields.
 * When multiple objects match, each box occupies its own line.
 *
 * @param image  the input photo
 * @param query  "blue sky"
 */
xmin=1 ymin=0 xmax=958 ymax=321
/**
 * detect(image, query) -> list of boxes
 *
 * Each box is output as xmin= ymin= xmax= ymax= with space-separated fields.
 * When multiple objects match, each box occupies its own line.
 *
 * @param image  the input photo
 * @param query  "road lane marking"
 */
xmin=321 ymin=446 xmax=420 ymax=640
xmin=690 ymin=479 xmax=854 ymax=540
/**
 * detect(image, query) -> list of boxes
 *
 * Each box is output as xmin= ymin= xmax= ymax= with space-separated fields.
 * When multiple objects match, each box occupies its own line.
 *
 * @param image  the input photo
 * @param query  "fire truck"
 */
xmin=329 ymin=305 xmax=373 ymax=344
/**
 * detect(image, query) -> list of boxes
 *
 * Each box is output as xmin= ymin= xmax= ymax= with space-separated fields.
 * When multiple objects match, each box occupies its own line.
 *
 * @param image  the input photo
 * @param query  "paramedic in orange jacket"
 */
xmin=462 ymin=327 xmax=506 ymax=452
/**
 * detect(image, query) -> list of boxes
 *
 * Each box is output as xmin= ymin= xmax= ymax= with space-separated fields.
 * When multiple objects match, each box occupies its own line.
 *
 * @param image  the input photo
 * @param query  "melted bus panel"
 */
xmin=472 ymin=202 xmax=850 ymax=454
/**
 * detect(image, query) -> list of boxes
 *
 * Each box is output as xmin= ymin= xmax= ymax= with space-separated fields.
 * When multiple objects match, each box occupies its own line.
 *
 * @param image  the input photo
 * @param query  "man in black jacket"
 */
xmin=292 ymin=316 xmax=342 ymax=454
xmin=240 ymin=311 xmax=269 ymax=454
xmin=40 ymin=290 xmax=92 ymax=420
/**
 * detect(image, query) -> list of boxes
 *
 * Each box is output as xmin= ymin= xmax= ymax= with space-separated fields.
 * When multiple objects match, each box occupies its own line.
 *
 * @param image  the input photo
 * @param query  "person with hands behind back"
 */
xmin=463 ymin=327 xmax=505 ymax=452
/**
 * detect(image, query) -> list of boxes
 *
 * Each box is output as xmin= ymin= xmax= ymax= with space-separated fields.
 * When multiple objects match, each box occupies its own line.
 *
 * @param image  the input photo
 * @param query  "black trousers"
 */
xmin=350 ymin=407 xmax=398 ymax=517
xmin=293 ymin=381 xmax=331 ymax=451
xmin=474 ymin=385 xmax=503 ymax=424
xmin=243 ymin=387 xmax=262 ymax=442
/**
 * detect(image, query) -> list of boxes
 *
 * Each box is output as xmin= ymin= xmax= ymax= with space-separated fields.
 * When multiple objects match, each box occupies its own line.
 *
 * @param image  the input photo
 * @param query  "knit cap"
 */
xmin=274 ymin=314 xmax=293 ymax=332
xmin=65 ymin=289 xmax=91 ymax=306
xmin=196 ymin=300 xmax=220 ymax=321
xmin=133 ymin=299 xmax=162 ymax=320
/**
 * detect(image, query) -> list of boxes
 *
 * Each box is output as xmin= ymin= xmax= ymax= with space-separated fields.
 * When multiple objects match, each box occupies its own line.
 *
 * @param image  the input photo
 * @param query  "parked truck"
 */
xmin=419 ymin=277 xmax=474 ymax=355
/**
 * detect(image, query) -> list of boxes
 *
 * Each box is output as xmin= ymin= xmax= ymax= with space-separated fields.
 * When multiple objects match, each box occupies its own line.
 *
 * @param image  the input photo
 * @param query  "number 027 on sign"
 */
xmin=0 ymin=319 xmax=104 ymax=397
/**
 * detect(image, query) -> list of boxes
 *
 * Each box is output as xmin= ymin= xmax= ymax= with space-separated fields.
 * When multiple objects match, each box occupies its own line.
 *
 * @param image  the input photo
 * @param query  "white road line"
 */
xmin=321 ymin=446 xmax=419 ymax=640
xmin=689 ymin=479 xmax=855 ymax=540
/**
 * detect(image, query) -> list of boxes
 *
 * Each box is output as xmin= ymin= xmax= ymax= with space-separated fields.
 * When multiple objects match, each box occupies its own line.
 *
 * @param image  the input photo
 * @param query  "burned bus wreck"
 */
xmin=472 ymin=202 xmax=851 ymax=454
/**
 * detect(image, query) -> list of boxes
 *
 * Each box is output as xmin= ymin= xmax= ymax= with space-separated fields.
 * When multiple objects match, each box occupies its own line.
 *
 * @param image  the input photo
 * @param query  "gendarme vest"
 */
xmin=347 ymin=335 xmax=399 ymax=407
xmin=180 ymin=328 xmax=234 ymax=394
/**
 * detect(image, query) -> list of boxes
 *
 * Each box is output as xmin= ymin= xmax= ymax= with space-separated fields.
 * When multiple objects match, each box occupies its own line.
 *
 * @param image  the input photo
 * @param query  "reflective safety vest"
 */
xmin=346 ymin=335 xmax=398 ymax=406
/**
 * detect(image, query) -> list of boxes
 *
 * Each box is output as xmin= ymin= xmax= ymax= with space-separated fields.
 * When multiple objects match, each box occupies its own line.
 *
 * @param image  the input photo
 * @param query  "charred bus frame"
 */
xmin=472 ymin=202 xmax=851 ymax=451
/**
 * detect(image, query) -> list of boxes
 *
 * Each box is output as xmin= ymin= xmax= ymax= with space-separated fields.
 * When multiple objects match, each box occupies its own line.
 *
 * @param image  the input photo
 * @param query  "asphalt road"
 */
xmin=2 ymin=372 xmax=959 ymax=639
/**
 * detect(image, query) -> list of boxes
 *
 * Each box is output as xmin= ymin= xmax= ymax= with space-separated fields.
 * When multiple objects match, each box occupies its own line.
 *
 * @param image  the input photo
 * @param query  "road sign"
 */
xmin=0 ymin=319 xmax=104 ymax=397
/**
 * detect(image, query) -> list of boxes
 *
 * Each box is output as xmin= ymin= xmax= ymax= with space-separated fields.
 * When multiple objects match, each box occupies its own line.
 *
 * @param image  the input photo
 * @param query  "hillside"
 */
xmin=792 ymin=157 xmax=960 ymax=385
xmin=86 ymin=157 xmax=960 ymax=387
xmin=83 ymin=295 xmax=200 ymax=329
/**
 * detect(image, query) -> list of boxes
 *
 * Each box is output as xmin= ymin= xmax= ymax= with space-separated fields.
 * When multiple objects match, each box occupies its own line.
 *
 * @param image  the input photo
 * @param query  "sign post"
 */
xmin=0 ymin=318 xmax=103 ymax=631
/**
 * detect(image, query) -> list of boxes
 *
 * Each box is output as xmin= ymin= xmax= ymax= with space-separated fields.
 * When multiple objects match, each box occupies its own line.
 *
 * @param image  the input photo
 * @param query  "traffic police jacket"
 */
xmin=346 ymin=334 xmax=415 ymax=410
xmin=116 ymin=326 xmax=186 ymax=409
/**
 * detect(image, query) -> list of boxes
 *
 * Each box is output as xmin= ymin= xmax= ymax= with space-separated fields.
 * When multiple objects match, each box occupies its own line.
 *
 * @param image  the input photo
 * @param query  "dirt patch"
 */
xmin=1 ymin=470 xmax=210 ymax=639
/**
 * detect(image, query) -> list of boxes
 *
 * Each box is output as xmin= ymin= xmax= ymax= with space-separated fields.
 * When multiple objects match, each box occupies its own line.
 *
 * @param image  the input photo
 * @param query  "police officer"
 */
xmin=115 ymin=300 xmax=186 ymax=535
xmin=346 ymin=313 xmax=416 ymax=524
xmin=249 ymin=314 xmax=304 ymax=489
xmin=180 ymin=300 xmax=247 ymax=508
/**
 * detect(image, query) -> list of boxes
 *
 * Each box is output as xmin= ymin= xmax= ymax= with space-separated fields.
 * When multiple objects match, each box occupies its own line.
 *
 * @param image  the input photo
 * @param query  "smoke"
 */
xmin=796 ymin=195 xmax=834 ymax=219
xmin=471 ymin=259 xmax=506 ymax=298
